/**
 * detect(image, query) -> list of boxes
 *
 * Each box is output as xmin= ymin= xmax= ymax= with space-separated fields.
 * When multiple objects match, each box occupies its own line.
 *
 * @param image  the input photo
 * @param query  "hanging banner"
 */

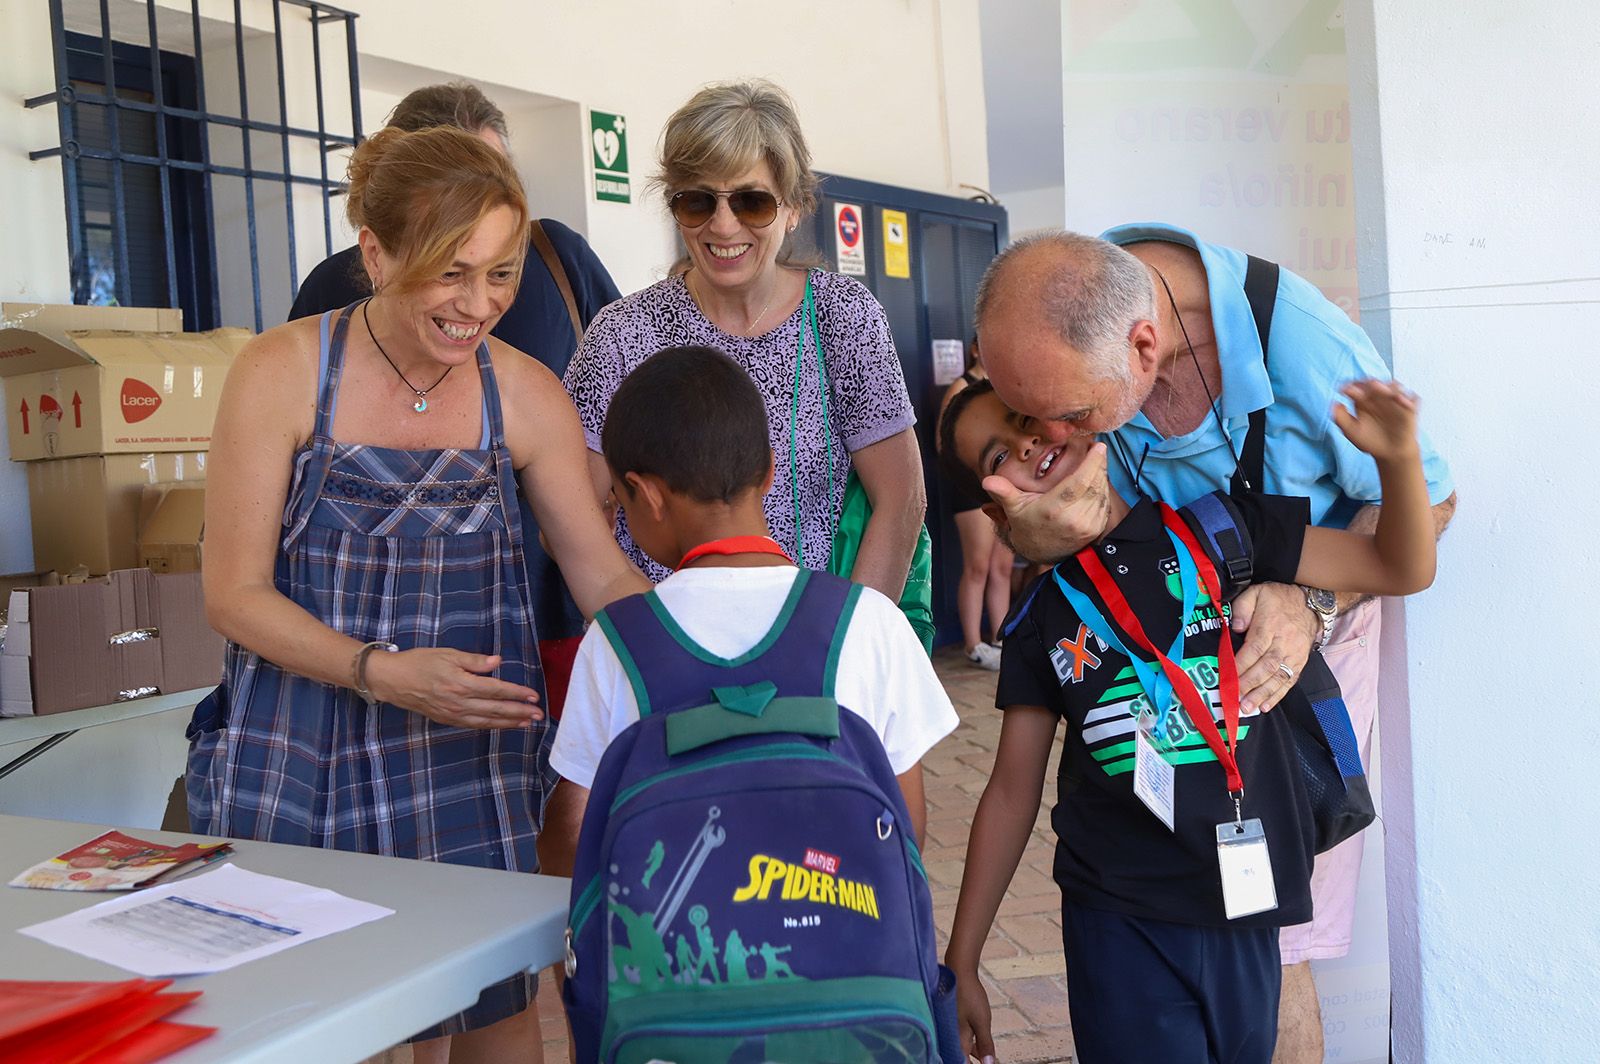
xmin=882 ymin=209 xmax=910 ymax=278
xmin=833 ymin=202 xmax=867 ymax=275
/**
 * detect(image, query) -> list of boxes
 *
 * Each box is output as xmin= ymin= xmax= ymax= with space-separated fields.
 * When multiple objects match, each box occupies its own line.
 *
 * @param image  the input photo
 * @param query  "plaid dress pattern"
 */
xmin=187 ymin=307 xmax=550 ymax=1036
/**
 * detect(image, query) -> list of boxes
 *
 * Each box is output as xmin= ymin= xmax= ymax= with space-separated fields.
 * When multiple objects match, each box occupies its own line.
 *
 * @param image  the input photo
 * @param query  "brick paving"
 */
xmin=372 ymin=646 xmax=1074 ymax=1063
xmin=926 ymin=645 xmax=1074 ymax=1064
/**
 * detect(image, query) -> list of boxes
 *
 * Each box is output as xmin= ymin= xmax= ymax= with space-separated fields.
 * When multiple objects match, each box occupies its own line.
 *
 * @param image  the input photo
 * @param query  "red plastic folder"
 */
xmin=0 ymin=979 xmax=215 ymax=1063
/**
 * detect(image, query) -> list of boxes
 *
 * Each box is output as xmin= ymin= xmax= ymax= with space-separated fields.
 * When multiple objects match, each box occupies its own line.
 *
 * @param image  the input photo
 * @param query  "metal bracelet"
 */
xmin=353 ymin=641 xmax=399 ymax=704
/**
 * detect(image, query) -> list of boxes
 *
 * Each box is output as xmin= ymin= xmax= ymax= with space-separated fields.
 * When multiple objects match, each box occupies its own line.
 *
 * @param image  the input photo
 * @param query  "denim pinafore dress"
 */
xmin=187 ymin=306 xmax=550 ymax=1034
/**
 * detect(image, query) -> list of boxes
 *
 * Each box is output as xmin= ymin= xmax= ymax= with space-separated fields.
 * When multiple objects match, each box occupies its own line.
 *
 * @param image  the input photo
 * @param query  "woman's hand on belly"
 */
xmin=365 ymin=649 xmax=543 ymax=729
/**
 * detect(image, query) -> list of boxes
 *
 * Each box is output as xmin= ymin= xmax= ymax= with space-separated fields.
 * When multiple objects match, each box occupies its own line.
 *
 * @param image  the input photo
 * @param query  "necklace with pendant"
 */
xmin=363 ymin=300 xmax=452 ymax=413
xmin=690 ymin=271 xmax=775 ymax=336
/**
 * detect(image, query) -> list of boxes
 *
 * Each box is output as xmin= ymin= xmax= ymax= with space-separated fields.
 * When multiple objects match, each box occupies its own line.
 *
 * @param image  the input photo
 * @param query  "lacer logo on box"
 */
xmin=120 ymin=378 xmax=162 ymax=423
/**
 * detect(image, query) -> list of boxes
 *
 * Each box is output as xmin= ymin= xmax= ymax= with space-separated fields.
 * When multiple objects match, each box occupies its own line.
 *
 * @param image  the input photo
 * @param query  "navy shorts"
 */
xmin=1061 ymin=899 xmax=1282 ymax=1064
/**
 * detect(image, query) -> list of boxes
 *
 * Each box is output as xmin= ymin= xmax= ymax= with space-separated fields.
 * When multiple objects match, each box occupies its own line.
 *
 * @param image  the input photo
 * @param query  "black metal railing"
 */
xmin=27 ymin=0 xmax=363 ymax=332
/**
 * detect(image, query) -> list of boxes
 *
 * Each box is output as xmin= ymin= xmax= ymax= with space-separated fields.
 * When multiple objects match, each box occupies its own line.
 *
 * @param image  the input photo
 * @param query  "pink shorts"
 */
xmin=1279 ymin=599 xmax=1381 ymax=964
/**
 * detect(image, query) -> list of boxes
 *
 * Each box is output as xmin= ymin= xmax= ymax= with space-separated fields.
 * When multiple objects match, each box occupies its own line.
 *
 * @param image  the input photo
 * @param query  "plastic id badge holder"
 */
xmin=1216 ymin=817 xmax=1277 ymax=920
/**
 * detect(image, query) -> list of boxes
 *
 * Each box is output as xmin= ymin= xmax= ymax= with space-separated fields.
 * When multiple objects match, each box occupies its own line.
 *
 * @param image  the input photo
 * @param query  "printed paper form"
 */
xmin=18 ymin=864 xmax=394 ymax=976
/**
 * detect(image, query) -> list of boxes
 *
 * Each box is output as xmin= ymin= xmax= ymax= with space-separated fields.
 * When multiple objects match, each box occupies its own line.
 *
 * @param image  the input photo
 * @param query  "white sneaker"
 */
xmin=966 ymin=642 xmax=1002 ymax=671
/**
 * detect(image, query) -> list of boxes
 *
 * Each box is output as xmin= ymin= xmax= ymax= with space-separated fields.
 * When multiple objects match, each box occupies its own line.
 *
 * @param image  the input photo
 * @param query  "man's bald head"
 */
xmin=973 ymin=230 xmax=1158 ymax=436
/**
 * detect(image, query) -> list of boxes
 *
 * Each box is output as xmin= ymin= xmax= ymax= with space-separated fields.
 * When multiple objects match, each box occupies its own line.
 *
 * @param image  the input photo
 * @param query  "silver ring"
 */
xmin=1276 ymin=662 xmax=1295 ymax=681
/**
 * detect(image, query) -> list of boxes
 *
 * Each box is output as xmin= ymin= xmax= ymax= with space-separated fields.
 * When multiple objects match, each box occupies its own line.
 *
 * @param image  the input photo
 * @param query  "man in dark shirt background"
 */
xmin=289 ymin=80 xmax=621 ymax=379
xmin=290 ymin=81 xmax=623 ymax=713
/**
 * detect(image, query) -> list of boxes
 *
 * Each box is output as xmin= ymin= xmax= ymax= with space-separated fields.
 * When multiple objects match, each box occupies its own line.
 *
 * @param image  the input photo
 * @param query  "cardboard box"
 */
xmin=18 ymin=569 xmax=223 ymax=715
xmin=0 ymin=572 xmax=53 ymax=624
xmin=138 ymin=484 xmax=206 ymax=573
xmin=4 ymin=589 xmax=31 ymax=653
xmin=154 ymin=570 xmax=223 ymax=694
xmin=0 ymin=654 xmax=31 ymax=717
xmin=1 ymin=579 xmax=45 ymax=716
xmin=0 ymin=302 xmax=249 ymax=461
xmin=27 ymin=452 xmax=206 ymax=575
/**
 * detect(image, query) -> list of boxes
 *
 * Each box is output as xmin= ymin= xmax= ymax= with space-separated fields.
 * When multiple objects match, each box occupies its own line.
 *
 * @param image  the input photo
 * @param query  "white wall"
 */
xmin=979 ymin=0 xmax=1065 ymax=232
xmin=1059 ymin=0 xmax=1359 ymax=311
xmin=1346 ymin=2 xmax=1600 ymax=1061
xmin=996 ymin=183 xmax=1067 ymax=236
xmin=338 ymin=0 xmax=989 ymax=296
xmin=5 ymin=0 xmax=990 ymax=306
xmin=0 ymin=0 xmax=66 ymax=571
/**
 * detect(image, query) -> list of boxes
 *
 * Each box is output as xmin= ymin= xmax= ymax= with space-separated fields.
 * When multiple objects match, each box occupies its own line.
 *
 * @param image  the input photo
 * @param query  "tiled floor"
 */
xmin=372 ymin=646 xmax=1075 ymax=1063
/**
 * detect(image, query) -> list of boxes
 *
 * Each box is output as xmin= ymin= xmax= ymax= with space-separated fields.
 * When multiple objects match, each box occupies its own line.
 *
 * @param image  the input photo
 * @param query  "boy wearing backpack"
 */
xmin=937 ymin=378 xmax=1437 ymax=1064
xmin=551 ymin=345 xmax=961 ymax=1063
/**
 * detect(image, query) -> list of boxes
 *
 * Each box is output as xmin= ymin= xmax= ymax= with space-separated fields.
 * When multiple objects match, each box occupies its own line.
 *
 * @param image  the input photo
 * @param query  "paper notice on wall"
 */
xmin=834 ymin=203 xmax=867 ymax=276
xmin=931 ymin=339 xmax=965 ymax=386
xmin=882 ymin=210 xmax=910 ymax=278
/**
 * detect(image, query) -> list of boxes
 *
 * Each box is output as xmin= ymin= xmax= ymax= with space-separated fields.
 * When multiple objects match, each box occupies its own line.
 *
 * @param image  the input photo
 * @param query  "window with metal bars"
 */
xmin=28 ymin=0 xmax=364 ymax=332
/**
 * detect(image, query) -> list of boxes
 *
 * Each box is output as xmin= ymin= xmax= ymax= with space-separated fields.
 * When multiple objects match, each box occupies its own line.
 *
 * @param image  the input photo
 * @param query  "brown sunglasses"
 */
xmin=668 ymin=188 xmax=783 ymax=229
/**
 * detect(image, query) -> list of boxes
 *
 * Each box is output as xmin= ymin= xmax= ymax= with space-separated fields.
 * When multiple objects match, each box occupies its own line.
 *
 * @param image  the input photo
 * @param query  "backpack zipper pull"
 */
xmin=564 ymin=926 xmax=577 ymax=976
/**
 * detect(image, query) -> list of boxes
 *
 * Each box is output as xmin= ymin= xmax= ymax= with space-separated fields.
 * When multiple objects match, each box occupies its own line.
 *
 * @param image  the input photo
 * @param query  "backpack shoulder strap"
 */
xmin=1179 ymin=490 xmax=1255 ymax=599
xmin=1232 ymin=254 xmax=1279 ymax=497
xmin=530 ymin=220 xmax=584 ymax=346
xmin=595 ymin=570 xmax=861 ymax=718
xmin=999 ymin=568 xmax=1051 ymax=640
xmin=821 ymin=578 xmax=863 ymax=700
xmin=593 ymin=595 xmax=658 ymax=716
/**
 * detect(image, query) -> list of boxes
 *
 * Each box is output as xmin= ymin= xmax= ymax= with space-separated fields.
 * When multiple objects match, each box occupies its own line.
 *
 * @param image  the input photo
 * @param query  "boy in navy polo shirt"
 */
xmin=938 ymin=379 xmax=1437 ymax=1064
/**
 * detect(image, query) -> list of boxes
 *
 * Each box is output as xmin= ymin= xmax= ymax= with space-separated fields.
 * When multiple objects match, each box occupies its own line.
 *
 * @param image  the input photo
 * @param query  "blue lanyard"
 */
xmin=1052 ymin=524 xmax=1198 ymax=736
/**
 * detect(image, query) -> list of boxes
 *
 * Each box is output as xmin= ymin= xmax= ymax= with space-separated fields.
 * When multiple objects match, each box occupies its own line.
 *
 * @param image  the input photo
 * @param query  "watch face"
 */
xmin=1307 ymin=587 xmax=1337 ymax=614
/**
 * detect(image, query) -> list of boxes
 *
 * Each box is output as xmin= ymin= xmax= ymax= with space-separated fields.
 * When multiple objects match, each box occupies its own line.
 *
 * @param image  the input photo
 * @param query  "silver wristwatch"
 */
xmin=1304 ymin=587 xmax=1338 ymax=650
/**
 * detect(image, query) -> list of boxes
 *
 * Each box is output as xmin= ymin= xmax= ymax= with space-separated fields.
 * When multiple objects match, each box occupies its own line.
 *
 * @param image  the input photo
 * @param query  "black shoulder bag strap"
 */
xmin=1231 ymin=254 xmax=1280 ymax=497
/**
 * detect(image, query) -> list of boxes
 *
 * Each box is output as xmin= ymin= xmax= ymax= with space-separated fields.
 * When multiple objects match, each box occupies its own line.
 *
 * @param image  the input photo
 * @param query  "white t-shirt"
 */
xmin=550 ymin=567 xmax=958 ymax=788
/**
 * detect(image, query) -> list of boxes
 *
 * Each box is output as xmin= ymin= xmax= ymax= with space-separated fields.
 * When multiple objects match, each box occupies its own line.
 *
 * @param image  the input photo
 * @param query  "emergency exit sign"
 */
xmin=590 ymin=110 xmax=630 ymax=203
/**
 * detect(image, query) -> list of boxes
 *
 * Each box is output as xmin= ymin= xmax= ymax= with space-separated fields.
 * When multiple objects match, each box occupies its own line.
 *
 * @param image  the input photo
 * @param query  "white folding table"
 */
xmin=0 ymin=687 xmax=209 ymax=781
xmin=1 ymin=813 xmax=570 ymax=1063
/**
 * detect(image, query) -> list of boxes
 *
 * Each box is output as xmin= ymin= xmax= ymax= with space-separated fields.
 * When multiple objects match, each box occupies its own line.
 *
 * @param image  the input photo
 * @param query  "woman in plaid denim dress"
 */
xmin=189 ymin=127 xmax=645 ymax=1062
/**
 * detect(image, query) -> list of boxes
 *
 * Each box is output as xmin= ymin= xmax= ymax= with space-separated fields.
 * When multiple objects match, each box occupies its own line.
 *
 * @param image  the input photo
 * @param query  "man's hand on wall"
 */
xmin=981 ymin=442 xmax=1111 ymax=564
xmin=1230 ymin=581 xmax=1320 ymax=713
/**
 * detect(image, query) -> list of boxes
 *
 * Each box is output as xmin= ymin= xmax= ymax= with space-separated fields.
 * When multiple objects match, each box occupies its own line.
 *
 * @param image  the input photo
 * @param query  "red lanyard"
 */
xmin=677 ymin=535 xmax=794 ymax=570
xmin=1077 ymin=503 xmax=1244 ymax=796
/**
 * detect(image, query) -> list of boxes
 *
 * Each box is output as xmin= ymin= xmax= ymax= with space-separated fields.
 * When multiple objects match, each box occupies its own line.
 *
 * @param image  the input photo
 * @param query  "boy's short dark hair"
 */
xmin=603 ymin=346 xmax=771 ymax=503
xmin=937 ymin=378 xmax=996 ymax=506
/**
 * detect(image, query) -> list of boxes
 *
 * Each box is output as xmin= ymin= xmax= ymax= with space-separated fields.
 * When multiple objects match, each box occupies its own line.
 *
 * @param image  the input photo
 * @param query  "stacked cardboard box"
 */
xmin=139 ymin=483 xmax=206 ymax=573
xmin=0 ymin=302 xmax=246 ymax=574
xmin=0 ymin=304 xmax=242 ymax=715
xmin=8 ymin=569 xmax=224 ymax=716
xmin=2 ymin=587 xmax=35 ymax=718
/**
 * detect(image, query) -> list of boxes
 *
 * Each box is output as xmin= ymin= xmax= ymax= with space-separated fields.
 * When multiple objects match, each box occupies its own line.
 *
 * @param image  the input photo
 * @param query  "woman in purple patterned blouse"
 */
xmin=563 ymin=80 xmax=926 ymax=596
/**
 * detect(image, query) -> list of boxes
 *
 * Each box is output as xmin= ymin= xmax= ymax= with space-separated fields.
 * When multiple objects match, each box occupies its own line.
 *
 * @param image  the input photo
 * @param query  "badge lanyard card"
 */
xmin=1052 ymin=531 xmax=1196 ymax=833
xmin=1060 ymin=503 xmax=1276 ymax=920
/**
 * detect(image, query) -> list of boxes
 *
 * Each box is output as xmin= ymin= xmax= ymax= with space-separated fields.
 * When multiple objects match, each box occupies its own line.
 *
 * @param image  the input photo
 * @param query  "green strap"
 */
xmin=823 ymin=582 xmax=863 ymax=699
xmin=789 ymin=271 xmax=836 ymax=565
xmin=595 ymin=609 xmax=651 ymax=717
xmin=809 ymin=277 xmax=836 ymax=529
xmin=665 ymin=697 xmax=841 ymax=755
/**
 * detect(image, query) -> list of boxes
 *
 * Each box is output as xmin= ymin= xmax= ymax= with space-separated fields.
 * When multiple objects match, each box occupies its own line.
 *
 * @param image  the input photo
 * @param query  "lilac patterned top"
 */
xmin=564 ymin=269 xmax=916 ymax=581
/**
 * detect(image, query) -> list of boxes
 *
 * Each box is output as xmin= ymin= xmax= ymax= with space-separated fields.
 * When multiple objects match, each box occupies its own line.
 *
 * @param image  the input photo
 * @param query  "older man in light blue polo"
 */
xmin=974 ymin=224 xmax=1455 ymax=1063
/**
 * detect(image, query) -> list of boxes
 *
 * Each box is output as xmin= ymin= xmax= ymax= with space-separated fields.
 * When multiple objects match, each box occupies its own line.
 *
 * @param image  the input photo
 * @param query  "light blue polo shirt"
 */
xmin=1100 ymin=222 xmax=1454 ymax=529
